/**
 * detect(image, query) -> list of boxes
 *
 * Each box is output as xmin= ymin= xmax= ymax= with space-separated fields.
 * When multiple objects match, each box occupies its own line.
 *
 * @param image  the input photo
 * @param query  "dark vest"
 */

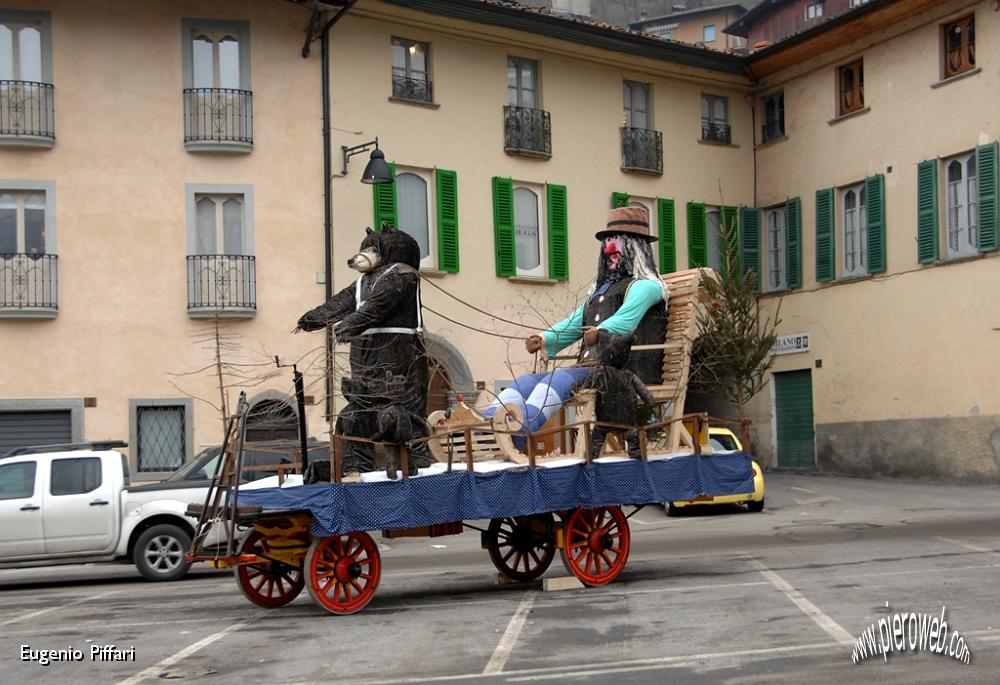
xmin=578 ymin=278 xmax=666 ymax=385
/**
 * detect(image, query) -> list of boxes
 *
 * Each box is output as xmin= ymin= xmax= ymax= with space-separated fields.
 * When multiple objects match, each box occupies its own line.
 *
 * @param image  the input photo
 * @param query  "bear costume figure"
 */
xmin=297 ymin=223 xmax=431 ymax=477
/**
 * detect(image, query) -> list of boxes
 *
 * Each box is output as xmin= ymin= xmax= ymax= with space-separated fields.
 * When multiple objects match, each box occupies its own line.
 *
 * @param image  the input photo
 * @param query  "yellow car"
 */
xmin=667 ymin=427 xmax=765 ymax=515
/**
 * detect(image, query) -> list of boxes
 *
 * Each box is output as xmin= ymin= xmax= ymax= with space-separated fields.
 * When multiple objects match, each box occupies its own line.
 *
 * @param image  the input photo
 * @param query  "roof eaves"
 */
xmin=724 ymin=0 xmax=784 ymax=37
xmin=744 ymin=0 xmax=895 ymax=62
xmin=378 ymin=0 xmax=747 ymax=75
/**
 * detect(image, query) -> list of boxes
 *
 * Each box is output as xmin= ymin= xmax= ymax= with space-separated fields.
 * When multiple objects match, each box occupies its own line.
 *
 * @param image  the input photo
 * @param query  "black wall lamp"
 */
xmin=341 ymin=137 xmax=393 ymax=183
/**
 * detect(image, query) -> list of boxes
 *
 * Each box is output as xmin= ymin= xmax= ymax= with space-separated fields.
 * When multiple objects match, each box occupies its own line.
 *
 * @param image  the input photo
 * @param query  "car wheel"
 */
xmin=747 ymin=498 xmax=765 ymax=513
xmin=133 ymin=524 xmax=192 ymax=581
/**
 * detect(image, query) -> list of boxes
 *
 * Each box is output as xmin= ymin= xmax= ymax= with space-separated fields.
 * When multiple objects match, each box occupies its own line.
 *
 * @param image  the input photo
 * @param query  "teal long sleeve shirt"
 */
xmin=540 ymin=279 xmax=664 ymax=358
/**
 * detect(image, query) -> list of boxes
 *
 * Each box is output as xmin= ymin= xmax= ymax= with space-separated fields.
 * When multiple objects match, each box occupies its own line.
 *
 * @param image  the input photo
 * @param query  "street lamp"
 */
xmin=341 ymin=137 xmax=393 ymax=183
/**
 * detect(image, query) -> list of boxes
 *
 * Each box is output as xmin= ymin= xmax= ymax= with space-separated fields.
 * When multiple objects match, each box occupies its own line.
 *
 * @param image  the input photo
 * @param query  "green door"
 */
xmin=774 ymin=370 xmax=815 ymax=468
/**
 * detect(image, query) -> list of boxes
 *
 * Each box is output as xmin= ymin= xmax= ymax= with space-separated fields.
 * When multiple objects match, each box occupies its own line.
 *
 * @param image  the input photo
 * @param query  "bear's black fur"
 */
xmin=297 ymin=224 xmax=431 ymax=476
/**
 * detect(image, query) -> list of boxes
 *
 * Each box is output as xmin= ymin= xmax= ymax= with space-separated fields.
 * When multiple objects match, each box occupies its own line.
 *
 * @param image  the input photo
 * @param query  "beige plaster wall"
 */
xmin=326 ymin=2 xmax=754 ymax=407
xmin=0 ymin=0 xmax=330 ymax=458
xmin=744 ymin=0 xmax=1000 ymax=472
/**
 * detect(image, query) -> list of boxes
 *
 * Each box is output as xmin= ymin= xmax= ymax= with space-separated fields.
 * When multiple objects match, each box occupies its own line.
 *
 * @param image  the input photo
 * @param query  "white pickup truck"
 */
xmin=0 ymin=441 xmax=230 ymax=581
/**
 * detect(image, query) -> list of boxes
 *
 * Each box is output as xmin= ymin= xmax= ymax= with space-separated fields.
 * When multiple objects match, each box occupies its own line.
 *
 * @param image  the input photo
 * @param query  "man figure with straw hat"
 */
xmin=481 ymin=205 xmax=668 ymax=441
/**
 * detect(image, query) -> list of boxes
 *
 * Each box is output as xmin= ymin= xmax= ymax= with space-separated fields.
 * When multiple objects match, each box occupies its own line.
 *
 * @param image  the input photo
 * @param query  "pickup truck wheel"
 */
xmin=134 ymin=524 xmax=192 ymax=581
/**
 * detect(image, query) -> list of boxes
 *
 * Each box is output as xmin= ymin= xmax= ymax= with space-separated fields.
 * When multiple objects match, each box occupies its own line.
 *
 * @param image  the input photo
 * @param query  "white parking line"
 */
xmin=116 ymin=619 xmax=253 ymax=685
xmin=482 ymin=590 xmax=536 ymax=675
xmin=1 ymin=589 xmax=119 ymax=626
xmin=327 ymin=641 xmax=839 ymax=685
xmin=744 ymin=556 xmax=854 ymax=644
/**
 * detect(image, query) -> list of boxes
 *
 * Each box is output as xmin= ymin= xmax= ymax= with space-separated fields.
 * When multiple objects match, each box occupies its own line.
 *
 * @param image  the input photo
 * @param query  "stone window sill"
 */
xmin=388 ymin=96 xmax=440 ymax=109
xmin=931 ymin=67 xmax=981 ymax=89
xmin=828 ymin=107 xmax=870 ymax=125
xmin=508 ymin=276 xmax=560 ymax=286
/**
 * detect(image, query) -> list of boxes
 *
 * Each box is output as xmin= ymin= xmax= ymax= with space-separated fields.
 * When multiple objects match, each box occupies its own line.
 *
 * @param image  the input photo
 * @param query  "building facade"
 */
xmin=1 ymin=0 xmax=997 ymax=482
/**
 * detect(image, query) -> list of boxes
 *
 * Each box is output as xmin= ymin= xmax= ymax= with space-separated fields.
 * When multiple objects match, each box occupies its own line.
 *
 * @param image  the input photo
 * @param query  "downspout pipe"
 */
xmin=313 ymin=1 xmax=357 ymax=418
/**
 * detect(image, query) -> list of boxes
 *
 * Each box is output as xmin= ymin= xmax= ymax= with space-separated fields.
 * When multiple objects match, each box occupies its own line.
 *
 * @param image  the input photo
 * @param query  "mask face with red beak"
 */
xmin=603 ymin=235 xmax=624 ymax=270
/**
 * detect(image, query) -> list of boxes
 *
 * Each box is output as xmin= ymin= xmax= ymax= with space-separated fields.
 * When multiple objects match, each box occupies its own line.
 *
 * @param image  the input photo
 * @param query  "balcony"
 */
xmin=504 ymin=105 xmax=551 ymax=158
xmin=0 ymin=81 xmax=55 ymax=148
xmin=187 ymin=254 xmax=256 ymax=318
xmin=391 ymin=74 xmax=433 ymax=104
xmin=620 ymin=127 xmax=663 ymax=175
xmin=701 ymin=118 xmax=732 ymax=145
xmin=183 ymin=88 xmax=253 ymax=153
xmin=0 ymin=254 xmax=58 ymax=317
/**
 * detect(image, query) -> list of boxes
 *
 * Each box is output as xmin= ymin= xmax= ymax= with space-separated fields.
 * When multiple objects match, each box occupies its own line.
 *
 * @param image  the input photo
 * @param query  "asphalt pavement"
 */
xmin=1 ymin=471 xmax=998 ymax=684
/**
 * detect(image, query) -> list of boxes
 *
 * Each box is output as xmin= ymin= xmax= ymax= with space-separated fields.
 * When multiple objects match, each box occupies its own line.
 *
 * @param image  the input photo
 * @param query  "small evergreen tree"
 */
xmin=691 ymin=209 xmax=781 ymax=450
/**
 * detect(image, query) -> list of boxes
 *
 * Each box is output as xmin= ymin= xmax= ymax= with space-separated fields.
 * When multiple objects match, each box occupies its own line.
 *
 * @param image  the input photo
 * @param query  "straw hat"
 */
xmin=595 ymin=205 xmax=657 ymax=241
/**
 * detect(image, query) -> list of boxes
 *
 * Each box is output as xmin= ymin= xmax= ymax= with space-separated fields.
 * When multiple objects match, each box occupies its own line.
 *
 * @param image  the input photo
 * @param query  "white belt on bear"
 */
xmin=354 ymin=265 xmax=424 ymax=334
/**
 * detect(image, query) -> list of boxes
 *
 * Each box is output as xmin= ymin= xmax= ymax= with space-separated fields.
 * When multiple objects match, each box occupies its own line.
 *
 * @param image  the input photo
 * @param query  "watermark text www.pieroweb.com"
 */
xmin=852 ymin=603 xmax=971 ymax=664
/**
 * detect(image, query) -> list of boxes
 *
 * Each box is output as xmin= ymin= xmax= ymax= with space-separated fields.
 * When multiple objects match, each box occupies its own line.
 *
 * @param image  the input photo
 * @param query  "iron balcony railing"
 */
xmin=504 ymin=105 xmax=551 ymax=157
xmin=620 ymin=127 xmax=663 ymax=174
xmin=186 ymin=254 xmax=256 ymax=312
xmin=391 ymin=74 xmax=433 ymax=103
xmin=183 ymin=88 xmax=253 ymax=145
xmin=0 ymin=253 xmax=58 ymax=311
xmin=701 ymin=118 xmax=732 ymax=144
xmin=0 ymin=81 xmax=55 ymax=140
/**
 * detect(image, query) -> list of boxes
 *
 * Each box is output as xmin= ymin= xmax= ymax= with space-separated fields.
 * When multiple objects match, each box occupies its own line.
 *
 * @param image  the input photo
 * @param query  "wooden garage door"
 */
xmin=0 ymin=410 xmax=73 ymax=454
xmin=774 ymin=370 xmax=815 ymax=469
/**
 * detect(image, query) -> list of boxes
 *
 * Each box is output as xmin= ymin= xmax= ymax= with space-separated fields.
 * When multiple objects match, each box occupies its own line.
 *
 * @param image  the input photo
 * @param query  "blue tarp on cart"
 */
xmin=237 ymin=452 xmax=755 ymax=537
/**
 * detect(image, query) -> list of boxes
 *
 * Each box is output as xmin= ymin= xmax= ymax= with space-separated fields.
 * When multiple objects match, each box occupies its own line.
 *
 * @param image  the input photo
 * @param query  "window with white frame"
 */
xmin=507 ymin=57 xmax=537 ymax=108
xmin=945 ymin=153 xmax=978 ymax=259
xmin=0 ymin=10 xmax=53 ymax=140
xmin=764 ymin=206 xmax=787 ymax=291
xmin=706 ymin=207 xmax=723 ymax=274
xmin=391 ymin=37 xmax=432 ymax=103
xmin=395 ymin=169 xmax=436 ymax=269
xmin=0 ymin=190 xmax=45 ymax=256
xmin=513 ymin=184 xmax=546 ymax=277
xmin=842 ymin=183 xmax=867 ymax=277
xmin=182 ymin=19 xmax=251 ymax=147
xmin=0 ymin=183 xmax=56 ymax=311
xmin=195 ymin=194 xmax=246 ymax=256
xmin=185 ymin=184 xmax=255 ymax=313
xmin=623 ymin=81 xmax=649 ymax=129
xmin=703 ymin=25 xmax=716 ymax=43
xmin=805 ymin=2 xmax=823 ymax=21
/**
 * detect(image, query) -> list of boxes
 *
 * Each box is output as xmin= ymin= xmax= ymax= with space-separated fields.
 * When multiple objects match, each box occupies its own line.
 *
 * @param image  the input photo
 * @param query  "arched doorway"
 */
xmin=245 ymin=399 xmax=298 ymax=442
xmin=426 ymin=361 xmax=451 ymax=414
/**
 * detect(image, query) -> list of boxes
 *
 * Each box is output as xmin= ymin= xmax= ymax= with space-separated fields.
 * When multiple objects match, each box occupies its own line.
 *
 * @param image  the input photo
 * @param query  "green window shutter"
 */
xmin=687 ymin=202 xmax=707 ymax=268
xmin=815 ymin=188 xmax=835 ymax=282
xmin=739 ymin=206 xmax=761 ymax=291
xmin=492 ymin=177 xmax=516 ymax=277
xmin=916 ymin=160 xmax=938 ymax=263
xmin=976 ymin=141 xmax=999 ymax=252
xmin=547 ymin=184 xmax=569 ymax=282
xmin=611 ymin=192 xmax=630 ymax=208
xmin=866 ymin=174 xmax=886 ymax=273
xmin=372 ymin=162 xmax=397 ymax=229
xmin=656 ymin=198 xmax=676 ymax=274
xmin=786 ymin=196 xmax=802 ymax=288
xmin=436 ymin=168 xmax=460 ymax=273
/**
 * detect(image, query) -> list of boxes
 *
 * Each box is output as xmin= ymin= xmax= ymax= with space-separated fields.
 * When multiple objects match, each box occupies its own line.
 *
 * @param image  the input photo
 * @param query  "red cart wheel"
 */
xmin=305 ymin=532 xmax=381 ymax=615
xmin=560 ymin=506 xmax=630 ymax=587
xmin=487 ymin=514 xmax=555 ymax=582
xmin=235 ymin=530 xmax=304 ymax=608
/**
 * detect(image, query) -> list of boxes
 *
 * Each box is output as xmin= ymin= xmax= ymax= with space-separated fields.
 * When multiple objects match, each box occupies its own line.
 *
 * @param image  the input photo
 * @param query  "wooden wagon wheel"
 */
xmin=486 ymin=514 xmax=556 ymax=582
xmin=560 ymin=506 xmax=630 ymax=587
xmin=235 ymin=530 xmax=304 ymax=608
xmin=305 ymin=532 xmax=381 ymax=615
